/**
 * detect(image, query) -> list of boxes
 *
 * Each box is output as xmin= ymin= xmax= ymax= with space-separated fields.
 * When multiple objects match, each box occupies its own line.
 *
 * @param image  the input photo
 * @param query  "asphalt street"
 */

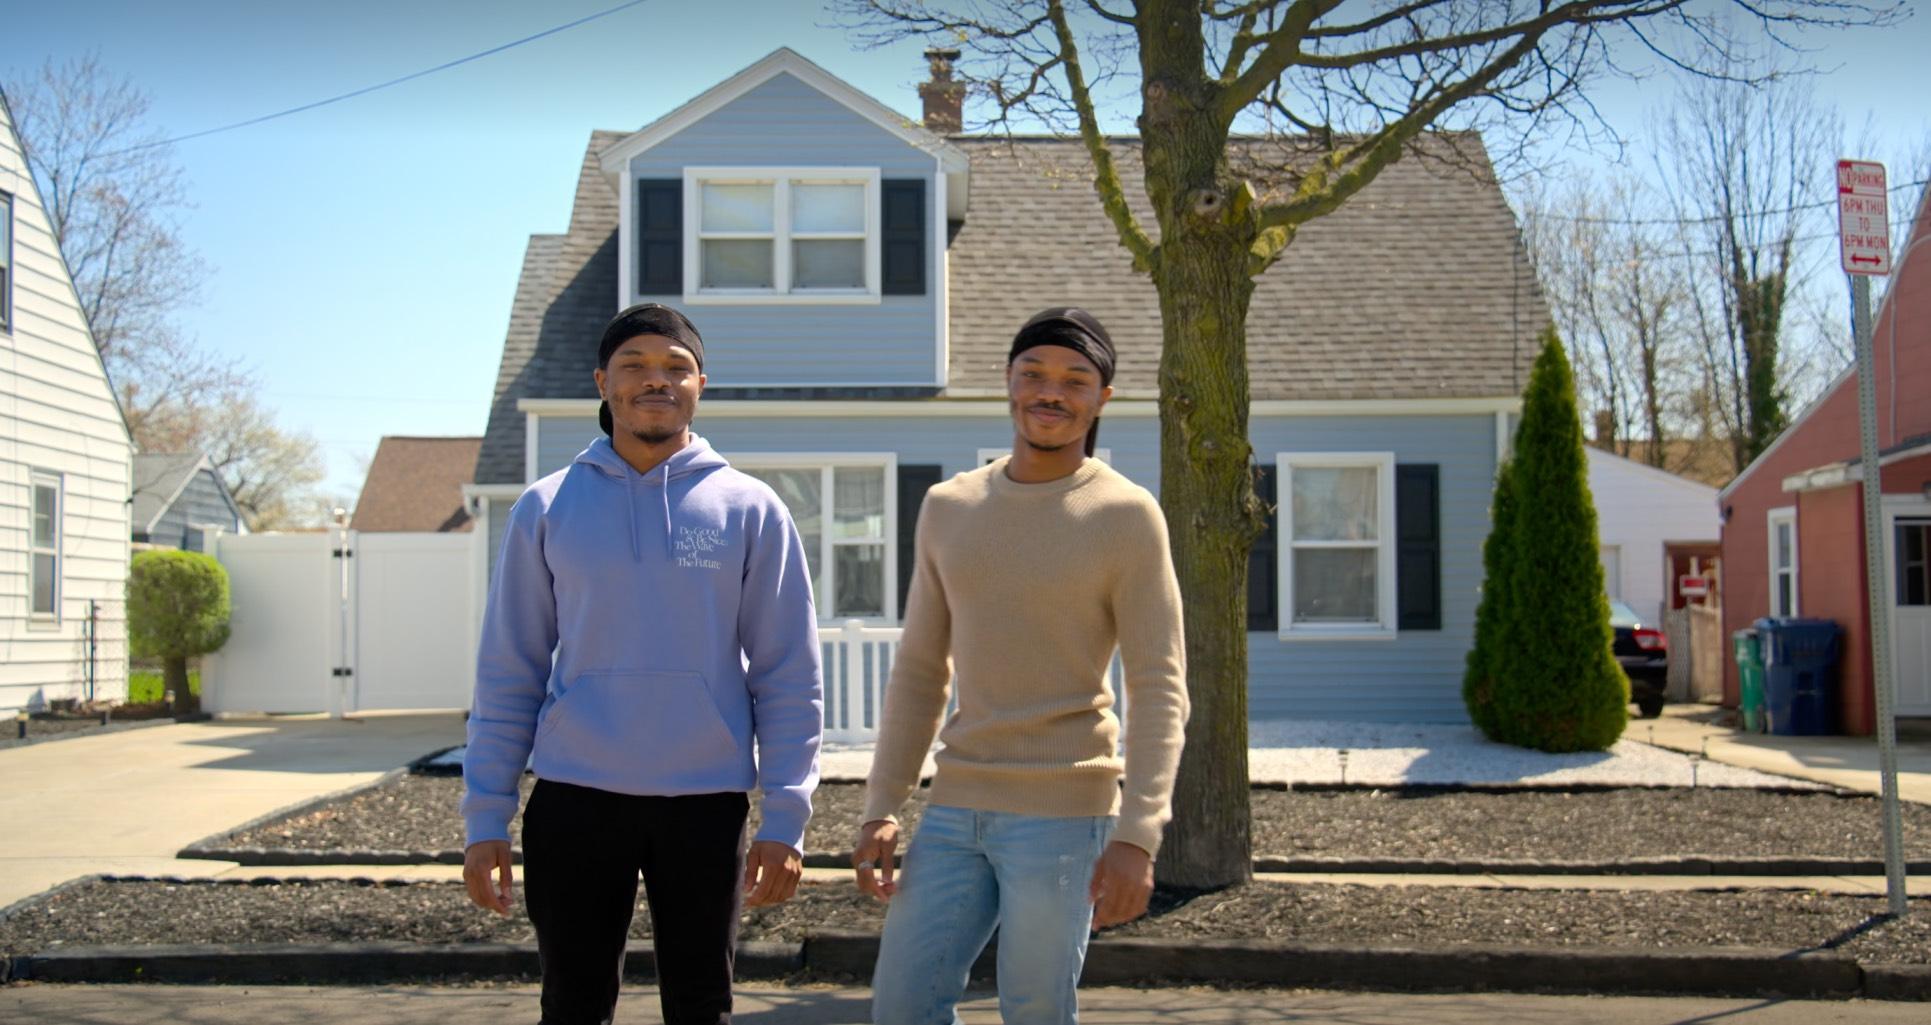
xmin=2 ymin=984 xmax=1926 ymax=1024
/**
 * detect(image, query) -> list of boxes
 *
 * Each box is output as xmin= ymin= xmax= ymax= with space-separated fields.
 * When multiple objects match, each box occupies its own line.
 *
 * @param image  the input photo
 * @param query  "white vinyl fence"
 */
xmin=204 ymin=530 xmax=477 ymax=716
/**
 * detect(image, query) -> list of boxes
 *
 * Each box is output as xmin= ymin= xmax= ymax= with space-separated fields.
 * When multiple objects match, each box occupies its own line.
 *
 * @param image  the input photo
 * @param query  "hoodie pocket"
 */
xmin=534 ymin=670 xmax=743 ymax=790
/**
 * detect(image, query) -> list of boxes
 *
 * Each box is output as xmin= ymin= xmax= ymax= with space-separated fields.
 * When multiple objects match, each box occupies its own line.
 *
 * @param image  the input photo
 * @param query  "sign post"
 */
xmin=1837 ymin=158 xmax=1906 ymax=918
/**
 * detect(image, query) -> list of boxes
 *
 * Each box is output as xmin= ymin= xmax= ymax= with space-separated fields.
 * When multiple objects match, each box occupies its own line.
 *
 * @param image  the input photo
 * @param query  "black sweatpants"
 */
xmin=522 ymin=779 xmax=750 ymax=1025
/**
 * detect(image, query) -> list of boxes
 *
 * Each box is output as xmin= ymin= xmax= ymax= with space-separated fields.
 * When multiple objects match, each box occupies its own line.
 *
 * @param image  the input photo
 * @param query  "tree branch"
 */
xmin=1254 ymin=22 xmax=1551 ymax=244
xmin=1216 ymin=0 xmax=1344 ymax=123
xmin=1047 ymin=0 xmax=1159 ymax=271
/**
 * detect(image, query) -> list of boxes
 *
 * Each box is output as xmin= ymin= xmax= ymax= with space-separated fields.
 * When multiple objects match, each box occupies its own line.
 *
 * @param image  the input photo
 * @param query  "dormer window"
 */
xmin=684 ymin=167 xmax=880 ymax=304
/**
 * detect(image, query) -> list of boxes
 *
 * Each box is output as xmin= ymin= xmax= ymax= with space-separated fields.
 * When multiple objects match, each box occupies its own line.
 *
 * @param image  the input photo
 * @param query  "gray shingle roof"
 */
xmin=473 ymin=132 xmax=623 ymax=484
xmin=473 ymin=131 xmax=1545 ymax=484
xmin=945 ymin=135 xmax=1543 ymax=397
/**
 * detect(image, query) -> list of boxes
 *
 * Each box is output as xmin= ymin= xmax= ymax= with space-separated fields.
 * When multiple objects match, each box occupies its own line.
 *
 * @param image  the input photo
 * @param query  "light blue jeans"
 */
xmin=870 ymin=804 xmax=1114 ymax=1025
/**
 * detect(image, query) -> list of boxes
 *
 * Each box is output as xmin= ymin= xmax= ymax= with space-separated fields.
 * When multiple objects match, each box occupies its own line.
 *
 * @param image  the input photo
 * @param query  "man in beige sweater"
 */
xmin=853 ymin=307 xmax=1189 ymax=1025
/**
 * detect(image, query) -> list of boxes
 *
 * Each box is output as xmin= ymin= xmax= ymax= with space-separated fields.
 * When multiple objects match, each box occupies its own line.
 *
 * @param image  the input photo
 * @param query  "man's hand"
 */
xmin=743 ymin=840 xmax=803 ymax=908
xmin=1089 ymin=841 xmax=1153 ymax=929
xmin=463 ymin=839 xmax=515 ymax=916
xmin=852 ymin=819 xmax=901 ymax=902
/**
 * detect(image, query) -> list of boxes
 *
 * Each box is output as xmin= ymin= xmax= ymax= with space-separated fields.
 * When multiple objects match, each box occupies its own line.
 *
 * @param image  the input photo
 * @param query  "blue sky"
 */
xmin=3 ymin=1 xmax=1926 ymax=505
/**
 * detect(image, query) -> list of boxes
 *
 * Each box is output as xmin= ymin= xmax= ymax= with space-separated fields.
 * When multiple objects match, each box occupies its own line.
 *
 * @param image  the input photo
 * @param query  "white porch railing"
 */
xmin=818 ymin=620 xmax=901 ymax=743
xmin=816 ymin=620 xmax=1125 ymax=744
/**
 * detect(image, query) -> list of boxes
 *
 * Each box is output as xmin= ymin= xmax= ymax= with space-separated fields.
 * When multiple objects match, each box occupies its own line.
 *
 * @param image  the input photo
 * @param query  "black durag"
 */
xmin=1007 ymin=307 xmax=1117 ymax=456
xmin=597 ymin=303 xmax=704 ymax=436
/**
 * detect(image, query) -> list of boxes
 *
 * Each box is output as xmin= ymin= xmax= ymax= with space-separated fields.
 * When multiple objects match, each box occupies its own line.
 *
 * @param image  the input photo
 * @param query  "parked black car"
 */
xmin=1610 ymin=599 xmax=1669 ymax=718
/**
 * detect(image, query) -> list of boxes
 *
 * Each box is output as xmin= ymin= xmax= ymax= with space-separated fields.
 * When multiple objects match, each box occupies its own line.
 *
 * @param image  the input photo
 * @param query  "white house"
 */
xmin=1589 ymin=447 xmax=1720 ymax=624
xmin=0 ymin=89 xmax=133 ymax=712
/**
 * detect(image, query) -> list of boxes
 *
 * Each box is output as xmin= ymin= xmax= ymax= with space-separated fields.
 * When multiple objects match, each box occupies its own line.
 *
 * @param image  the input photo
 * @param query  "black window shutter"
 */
xmin=881 ymin=179 xmax=926 ymax=296
xmin=896 ymin=464 xmax=944 ymax=620
xmin=1247 ymin=465 xmax=1278 ymax=632
xmin=636 ymin=179 xmax=682 ymax=295
xmin=1396 ymin=464 xmax=1442 ymax=631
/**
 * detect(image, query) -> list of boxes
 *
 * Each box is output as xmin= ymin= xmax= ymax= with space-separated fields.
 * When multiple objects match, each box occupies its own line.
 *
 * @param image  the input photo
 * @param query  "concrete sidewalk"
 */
xmin=1641 ymin=705 xmax=1931 ymax=804
xmin=0 ymin=713 xmax=464 ymax=908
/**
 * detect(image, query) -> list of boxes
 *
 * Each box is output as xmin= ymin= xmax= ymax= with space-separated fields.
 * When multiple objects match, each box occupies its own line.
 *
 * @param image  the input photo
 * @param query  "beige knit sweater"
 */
xmin=861 ymin=457 xmax=1190 ymax=856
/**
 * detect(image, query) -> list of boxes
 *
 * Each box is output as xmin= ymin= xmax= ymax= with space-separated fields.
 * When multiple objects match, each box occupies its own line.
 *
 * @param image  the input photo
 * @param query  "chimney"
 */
xmin=919 ymin=48 xmax=965 ymax=134
xmin=1593 ymin=410 xmax=1616 ymax=450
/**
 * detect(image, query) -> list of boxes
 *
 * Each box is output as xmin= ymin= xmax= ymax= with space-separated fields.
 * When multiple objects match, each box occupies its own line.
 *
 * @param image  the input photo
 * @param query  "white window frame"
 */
xmin=29 ymin=470 xmax=62 ymax=622
xmin=731 ymin=453 xmax=898 ymax=623
xmin=682 ymin=167 xmax=881 ymax=305
xmin=1276 ymin=452 xmax=1398 ymax=641
xmin=978 ymin=447 xmax=1111 ymax=465
xmin=1767 ymin=506 xmax=1799 ymax=618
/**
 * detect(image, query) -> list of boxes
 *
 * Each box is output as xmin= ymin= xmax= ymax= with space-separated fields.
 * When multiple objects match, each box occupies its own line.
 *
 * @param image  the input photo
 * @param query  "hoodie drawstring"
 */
xmin=626 ymin=473 xmax=641 ymax=562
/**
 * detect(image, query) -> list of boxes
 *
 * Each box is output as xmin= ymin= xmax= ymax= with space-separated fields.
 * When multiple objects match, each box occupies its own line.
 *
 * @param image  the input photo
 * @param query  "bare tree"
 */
xmin=1523 ymin=174 xmax=1692 ymax=469
xmin=6 ymin=56 xmax=206 ymax=366
xmin=840 ymin=0 xmax=1900 ymax=888
xmin=10 ymin=57 xmax=329 ymax=530
xmin=1657 ymin=70 xmax=1842 ymax=469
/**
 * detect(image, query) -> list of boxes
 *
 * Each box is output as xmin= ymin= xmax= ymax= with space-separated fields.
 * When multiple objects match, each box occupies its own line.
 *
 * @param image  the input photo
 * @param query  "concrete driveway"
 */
xmin=0 ymin=713 xmax=464 ymax=909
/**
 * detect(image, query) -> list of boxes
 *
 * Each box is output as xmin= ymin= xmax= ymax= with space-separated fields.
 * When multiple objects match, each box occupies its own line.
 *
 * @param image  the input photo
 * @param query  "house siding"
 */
xmin=1248 ymin=415 xmax=1498 ymax=722
xmin=1587 ymin=451 xmax=1720 ymax=624
xmin=144 ymin=468 xmax=243 ymax=549
xmin=0 ymin=97 xmax=133 ymax=710
xmin=626 ymin=72 xmax=940 ymax=387
xmin=1794 ymin=484 xmax=1868 ymax=733
xmin=530 ymin=407 xmax=1501 ymax=721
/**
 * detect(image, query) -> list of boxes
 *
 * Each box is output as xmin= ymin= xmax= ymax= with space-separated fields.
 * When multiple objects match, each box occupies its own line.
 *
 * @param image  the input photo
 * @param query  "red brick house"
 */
xmin=1717 ymin=189 xmax=1931 ymax=734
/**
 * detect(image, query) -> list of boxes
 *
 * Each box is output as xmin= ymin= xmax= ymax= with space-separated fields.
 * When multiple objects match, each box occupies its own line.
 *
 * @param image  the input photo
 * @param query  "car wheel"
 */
xmin=1637 ymin=696 xmax=1665 ymax=719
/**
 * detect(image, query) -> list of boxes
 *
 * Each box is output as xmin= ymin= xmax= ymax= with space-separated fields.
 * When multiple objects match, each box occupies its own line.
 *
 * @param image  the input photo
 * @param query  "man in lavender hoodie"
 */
xmin=461 ymin=303 xmax=823 ymax=1025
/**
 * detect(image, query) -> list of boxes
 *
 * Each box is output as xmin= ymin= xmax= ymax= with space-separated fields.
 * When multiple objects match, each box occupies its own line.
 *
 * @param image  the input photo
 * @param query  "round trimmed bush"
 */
xmin=128 ymin=549 xmax=231 ymax=715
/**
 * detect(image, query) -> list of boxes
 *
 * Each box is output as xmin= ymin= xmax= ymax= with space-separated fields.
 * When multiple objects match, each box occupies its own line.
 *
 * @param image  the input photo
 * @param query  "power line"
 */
xmin=108 ymin=0 xmax=647 ymax=156
xmin=1524 ymin=176 xmax=1929 ymax=227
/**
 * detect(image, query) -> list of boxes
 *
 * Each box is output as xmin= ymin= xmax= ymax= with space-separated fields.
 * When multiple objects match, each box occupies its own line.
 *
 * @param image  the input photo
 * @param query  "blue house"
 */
xmin=131 ymin=452 xmax=246 ymax=550
xmin=466 ymin=48 xmax=1542 ymax=725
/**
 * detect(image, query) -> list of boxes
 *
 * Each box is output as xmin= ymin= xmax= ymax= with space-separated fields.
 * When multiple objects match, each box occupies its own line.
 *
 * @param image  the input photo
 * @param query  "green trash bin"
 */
xmin=1733 ymin=628 xmax=1765 ymax=733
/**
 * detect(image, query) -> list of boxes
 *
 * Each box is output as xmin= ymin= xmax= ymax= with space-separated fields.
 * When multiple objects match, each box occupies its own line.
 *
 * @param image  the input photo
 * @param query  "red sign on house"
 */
xmin=1837 ymin=159 xmax=1890 ymax=276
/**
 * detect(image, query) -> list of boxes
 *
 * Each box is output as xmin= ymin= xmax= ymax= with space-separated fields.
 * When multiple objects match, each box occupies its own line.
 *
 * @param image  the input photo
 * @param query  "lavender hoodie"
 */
xmin=461 ymin=435 xmax=822 ymax=850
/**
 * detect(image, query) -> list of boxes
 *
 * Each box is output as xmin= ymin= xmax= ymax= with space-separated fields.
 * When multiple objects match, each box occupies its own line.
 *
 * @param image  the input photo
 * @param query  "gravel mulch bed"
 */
xmin=212 ymin=776 xmax=1928 ymax=864
xmin=2 ymin=878 xmax=1926 ymax=965
xmin=218 ymin=777 xmax=930 ymax=855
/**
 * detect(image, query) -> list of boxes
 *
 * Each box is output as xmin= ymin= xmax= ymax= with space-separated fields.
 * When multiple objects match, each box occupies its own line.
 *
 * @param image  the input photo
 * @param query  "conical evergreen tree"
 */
xmin=1463 ymin=457 xmax=1517 ymax=737
xmin=1485 ymin=326 xmax=1628 ymax=752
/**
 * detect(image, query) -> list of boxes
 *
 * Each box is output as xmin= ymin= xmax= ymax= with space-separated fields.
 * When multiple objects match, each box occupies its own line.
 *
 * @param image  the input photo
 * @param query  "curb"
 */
xmin=7 ymin=931 xmax=1921 ymax=1001
xmin=1251 ymin=855 xmax=1931 ymax=877
xmin=173 ymin=768 xmax=410 ymax=861
xmin=174 ymin=844 xmax=1931 ymax=879
xmin=10 ymin=940 xmax=804 ymax=985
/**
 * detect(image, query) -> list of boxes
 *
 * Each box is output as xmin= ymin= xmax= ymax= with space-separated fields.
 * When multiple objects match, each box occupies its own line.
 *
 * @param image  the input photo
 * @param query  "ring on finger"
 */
xmin=856 ymin=859 xmax=875 ymax=869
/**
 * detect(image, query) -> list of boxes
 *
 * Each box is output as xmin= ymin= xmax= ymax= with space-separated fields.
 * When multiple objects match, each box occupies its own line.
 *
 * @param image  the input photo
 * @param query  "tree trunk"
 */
xmin=1135 ymin=2 xmax=1259 ymax=891
xmin=165 ymin=655 xmax=198 ymax=716
xmin=1153 ymin=237 xmax=1258 ymax=889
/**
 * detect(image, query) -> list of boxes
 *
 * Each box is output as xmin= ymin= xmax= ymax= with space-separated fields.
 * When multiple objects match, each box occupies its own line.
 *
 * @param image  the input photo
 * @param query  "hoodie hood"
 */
xmin=574 ymin=435 xmax=731 ymax=560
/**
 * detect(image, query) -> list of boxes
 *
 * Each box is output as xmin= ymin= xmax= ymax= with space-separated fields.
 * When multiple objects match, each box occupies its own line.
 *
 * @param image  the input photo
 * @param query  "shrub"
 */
xmin=128 ymin=550 xmax=231 ymax=716
xmin=1462 ymin=457 xmax=1517 ymax=736
xmin=1474 ymin=327 xmax=1628 ymax=752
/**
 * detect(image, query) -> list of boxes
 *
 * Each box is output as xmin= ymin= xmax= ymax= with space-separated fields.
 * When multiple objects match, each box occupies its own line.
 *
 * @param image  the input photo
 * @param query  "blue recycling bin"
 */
xmin=1752 ymin=618 xmax=1842 ymax=736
